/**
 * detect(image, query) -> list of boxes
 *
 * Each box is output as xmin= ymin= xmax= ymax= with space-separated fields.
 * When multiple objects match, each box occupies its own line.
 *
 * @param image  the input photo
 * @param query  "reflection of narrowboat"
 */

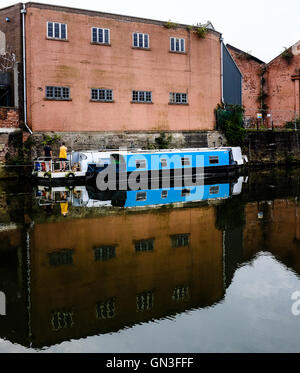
xmin=86 ymin=176 xmax=246 ymax=208
xmin=35 ymin=176 xmax=246 ymax=210
xmin=108 ymin=177 xmax=246 ymax=208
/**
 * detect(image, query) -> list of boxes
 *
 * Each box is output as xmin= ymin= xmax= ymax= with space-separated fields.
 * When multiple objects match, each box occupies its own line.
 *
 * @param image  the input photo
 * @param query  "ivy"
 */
xmin=281 ymin=47 xmax=293 ymax=64
xmin=147 ymin=132 xmax=173 ymax=149
xmin=193 ymin=24 xmax=207 ymax=39
xmin=163 ymin=20 xmax=178 ymax=29
xmin=42 ymin=134 xmax=62 ymax=146
xmin=215 ymin=103 xmax=246 ymax=146
xmin=154 ymin=132 xmax=172 ymax=149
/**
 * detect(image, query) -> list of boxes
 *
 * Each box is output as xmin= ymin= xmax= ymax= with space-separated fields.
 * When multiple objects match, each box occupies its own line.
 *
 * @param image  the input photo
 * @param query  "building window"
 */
xmin=134 ymin=238 xmax=154 ymax=252
xmin=48 ymin=249 xmax=74 ymax=267
xmin=133 ymin=32 xmax=149 ymax=49
xmin=47 ymin=22 xmax=67 ymax=40
xmin=96 ymin=298 xmax=116 ymax=319
xmin=132 ymin=90 xmax=152 ymax=103
xmin=91 ymin=27 xmax=110 ymax=44
xmin=94 ymin=246 xmax=116 ymax=261
xmin=46 ymin=86 xmax=70 ymax=100
xmin=51 ymin=309 xmax=74 ymax=331
xmin=169 ymin=92 xmax=188 ymax=104
xmin=171 ymin=234 xmax=190 ymax=248
xmin=172 ymin=285 xmax=190 ymax=301
xmin=170 ymin=37 xmax=185 ymax=52
xmin=91 ymin=88 xmax=113 ymax=102
xmin=209 ymin=186 xmax=220 ymax=195
xmin=136 ymin=291 xmax=153 ymax=312
xmin=136 ymin=191 xmax=147 ymax=201
xmin=209 ymin=156 xmax=219 ymax=164
xmin=181 ymin=157 xmax=190 ymax=166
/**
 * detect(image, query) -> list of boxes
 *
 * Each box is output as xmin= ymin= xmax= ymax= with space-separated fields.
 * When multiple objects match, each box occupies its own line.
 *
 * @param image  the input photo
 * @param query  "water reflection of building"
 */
xmin=0 ymin=226 xmax=29 ymax=346
xmin=242 ymin=199 xmax=300 ymax=274
xmin=1 ymin=171 xmax=300 ymax=349
xmin=29 ymin=206 xmax=224 ymax=348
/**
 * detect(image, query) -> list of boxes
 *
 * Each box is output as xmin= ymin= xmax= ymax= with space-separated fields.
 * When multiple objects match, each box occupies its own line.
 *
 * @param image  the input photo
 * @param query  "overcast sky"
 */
xmin=1 ymin=0 xmax=300 ymax=62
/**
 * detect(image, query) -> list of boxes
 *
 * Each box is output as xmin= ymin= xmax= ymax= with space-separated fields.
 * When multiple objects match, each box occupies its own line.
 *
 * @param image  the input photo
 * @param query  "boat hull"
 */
xmin=86 ymin=164 xmax=243 ymax=189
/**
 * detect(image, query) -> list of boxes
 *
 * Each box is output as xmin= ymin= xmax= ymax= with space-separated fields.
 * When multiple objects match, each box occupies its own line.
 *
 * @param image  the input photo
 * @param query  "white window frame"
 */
xmin=91 ymin=27 xmax=110 ymax=45
xmin=132 ymin=32 xmax=150 ymax=49
xmin=47 ymin=22 xmax=67 ymax=40
xmin=132 ymin=90 xmax=152 ymax=103
xmin=169 ymin=92 xmax=188 ymax=104
xmin=170 ymin=37 xmax=185 ymax=53
xmin=45 ymin=86 xmax=70 ymax=100
xmin=91 ymin=88 xmax=113 ymax=102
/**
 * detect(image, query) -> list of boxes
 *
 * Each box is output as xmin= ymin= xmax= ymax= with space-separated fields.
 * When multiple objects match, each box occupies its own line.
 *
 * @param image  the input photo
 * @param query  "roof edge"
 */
xmin=267 ymin=40 xmax=300 ymax=66
xmin=0 ymin=2 xmax=23 ymax=12
xmin=24 ymin=2 xmax=222 ymax=36
xmin=226 ymin=44 xmax=265 ymax=64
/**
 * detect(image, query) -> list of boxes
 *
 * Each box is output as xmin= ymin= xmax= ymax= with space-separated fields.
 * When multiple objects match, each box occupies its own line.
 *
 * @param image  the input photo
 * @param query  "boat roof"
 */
xmin=72 ymin=147 xmax=237 ymax=155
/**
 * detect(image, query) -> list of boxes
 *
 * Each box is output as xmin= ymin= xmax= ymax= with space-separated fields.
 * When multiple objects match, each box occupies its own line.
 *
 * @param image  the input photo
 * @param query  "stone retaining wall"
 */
xmin=30 ymin=131 xmax=228 ymax=159
xmin=244 ymin=131 xmax=300 ymax=164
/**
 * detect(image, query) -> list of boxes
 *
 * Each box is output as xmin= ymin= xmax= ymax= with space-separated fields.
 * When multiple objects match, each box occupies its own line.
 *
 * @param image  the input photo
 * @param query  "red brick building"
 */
xmin=228 ymin=41 xmax=300 ymax=128
xmin=265 ymin=40 xmax=300 ymax=128
xmin=226 ymin=44 xmax=265 ymax=126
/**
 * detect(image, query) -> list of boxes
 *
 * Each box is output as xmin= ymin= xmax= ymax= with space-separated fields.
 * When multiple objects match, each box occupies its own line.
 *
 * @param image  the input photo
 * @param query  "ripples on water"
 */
xmin=0 ymin=168 xmax=300 ymax=353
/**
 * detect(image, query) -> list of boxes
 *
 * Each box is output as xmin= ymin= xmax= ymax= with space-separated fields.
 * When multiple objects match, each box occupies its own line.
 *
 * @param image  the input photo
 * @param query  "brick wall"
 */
xmin=25 ymin=5 xmax=222 ymax=132
xmin=0 ymin=107 xmax=19 ymax=128
xmin=228 ymin=42 xmax=300 ymax=128
xmin=227 ymin=45 xmax=265 ymax=123
xmin=0 ymin=3 xmax=23 ymax=115
xmin=265 ymin=41 xmax=300 ymax=127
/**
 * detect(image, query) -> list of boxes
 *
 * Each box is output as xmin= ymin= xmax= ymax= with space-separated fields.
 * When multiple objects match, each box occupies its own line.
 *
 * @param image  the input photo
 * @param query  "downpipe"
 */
xmin=21 ymin=3 xmax=32 ymax=135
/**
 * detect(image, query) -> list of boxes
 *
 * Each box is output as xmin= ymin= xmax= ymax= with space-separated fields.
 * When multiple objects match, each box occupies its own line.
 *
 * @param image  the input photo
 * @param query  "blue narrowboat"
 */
xmin=83 ymin=146 xmax=247 ymax=184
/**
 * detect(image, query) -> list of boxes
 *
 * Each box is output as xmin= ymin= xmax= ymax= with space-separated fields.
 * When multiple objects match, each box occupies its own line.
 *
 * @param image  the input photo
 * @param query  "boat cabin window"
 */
xmin=79 ymin=154 xmax=88 ymax=160
xmin=209 ymin=156 xmax=219 ymax=164
xmin=181 ymin=188 xmax=190 ymax=197
xmin=209 ymin=186 xmax=220 ymax=195
xmin=136 ymin=191 xmax=147 ymax=201
xmin=181 ymin=157 xmax=190 ymax=166
xmin=161 ymin=159 xmax=168 ymax=167
xmin=136 ymin=159 xmax=146 ymax=168
xmin=161 ymin=190 xmax=168 ymax=199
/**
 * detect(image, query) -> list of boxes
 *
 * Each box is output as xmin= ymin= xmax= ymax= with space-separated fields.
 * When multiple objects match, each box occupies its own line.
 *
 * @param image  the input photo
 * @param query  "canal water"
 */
xmin=0 ymin=168 xmax=300 ymax=353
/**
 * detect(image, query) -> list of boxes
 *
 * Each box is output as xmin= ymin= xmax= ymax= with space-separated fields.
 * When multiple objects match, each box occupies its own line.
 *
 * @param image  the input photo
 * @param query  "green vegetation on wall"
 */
xmin=147 ymin=132 xmax=173 ymax=149
xmin=281 ymin=47 xmax=294 ymax=64
xmin=163 ymin=20 xmax=178 ymax=29
xmin=42 ymin=134 xmax=61 ymax=146
xmin=285 ymin=117 xmax=300 ymax=130
xmin=215 ymin=103 xmax=246 ymax=146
